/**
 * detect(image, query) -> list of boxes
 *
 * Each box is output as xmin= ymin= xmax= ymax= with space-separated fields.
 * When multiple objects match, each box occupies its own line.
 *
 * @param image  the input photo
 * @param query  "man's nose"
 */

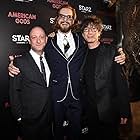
xmin=37 ymin=38 xmax=41 ymax=43
xmin=88 ymin=29 xmax=94 ymax=34
xmin=63 ymin=17 xmax=68 ymax=21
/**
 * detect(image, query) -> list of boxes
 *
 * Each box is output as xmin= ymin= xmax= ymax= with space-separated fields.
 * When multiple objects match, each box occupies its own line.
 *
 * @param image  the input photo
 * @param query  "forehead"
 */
xmin=30 ymin=27 xmax=45 ymax=36
xmin=86 ymin=23 xmax=96 ymax=27
xmin=59 ymin=8 xmax=73 ymax=15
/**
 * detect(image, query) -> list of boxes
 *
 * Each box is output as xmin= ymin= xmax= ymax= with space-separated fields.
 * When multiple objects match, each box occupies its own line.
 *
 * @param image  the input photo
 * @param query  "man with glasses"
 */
xmin=80 ymin=15 xmax=131 ymax=140
xmin=46 ymin=5 xmax=85 ymax=140
xmin=8 ymin=4 xmax=126 ymax=140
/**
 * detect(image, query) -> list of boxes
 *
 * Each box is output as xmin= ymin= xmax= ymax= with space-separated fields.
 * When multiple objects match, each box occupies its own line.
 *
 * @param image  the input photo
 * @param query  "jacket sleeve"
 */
xmin=112 ymin=60 xmax=131 ymax=118
xmin=9 ymin=58 xmax=23 ymax=120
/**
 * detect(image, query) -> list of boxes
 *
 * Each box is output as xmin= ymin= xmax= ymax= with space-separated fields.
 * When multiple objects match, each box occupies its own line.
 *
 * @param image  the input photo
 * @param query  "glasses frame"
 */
xmin=83 ymin=26 xmax=98 ymax=33
xmin=58 ymin=14 xmax=74 ymax=20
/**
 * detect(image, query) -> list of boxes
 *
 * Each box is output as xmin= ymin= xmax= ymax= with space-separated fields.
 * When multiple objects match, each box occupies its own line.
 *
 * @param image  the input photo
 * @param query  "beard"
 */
xmin=56 ymin=22 xmax=73 ymax=33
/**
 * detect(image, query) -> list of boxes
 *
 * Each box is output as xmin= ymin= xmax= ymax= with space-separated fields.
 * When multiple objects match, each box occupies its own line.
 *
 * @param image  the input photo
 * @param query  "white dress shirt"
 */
xmin=57 ymin=30 xmax=76 ymax=58
xmin=30 ymin=49 xmax=51 ymax=87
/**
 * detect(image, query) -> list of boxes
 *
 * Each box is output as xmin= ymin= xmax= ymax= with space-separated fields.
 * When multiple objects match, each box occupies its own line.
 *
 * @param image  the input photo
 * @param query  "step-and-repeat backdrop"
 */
xmin=0 ymin=0 xmax=116 ymax=138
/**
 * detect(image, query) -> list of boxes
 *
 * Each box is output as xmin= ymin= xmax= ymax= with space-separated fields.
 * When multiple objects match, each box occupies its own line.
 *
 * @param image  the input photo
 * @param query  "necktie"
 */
xmin=40 ymin=56 xmax=46 ymax=82
xmin=63 ymin=35 xmax=70 ymax=56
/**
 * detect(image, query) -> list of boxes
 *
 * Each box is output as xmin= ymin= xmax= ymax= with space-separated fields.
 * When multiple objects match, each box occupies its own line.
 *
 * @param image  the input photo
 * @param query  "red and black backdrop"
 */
xmin=0 ymin=0 xmax=116 ymax=139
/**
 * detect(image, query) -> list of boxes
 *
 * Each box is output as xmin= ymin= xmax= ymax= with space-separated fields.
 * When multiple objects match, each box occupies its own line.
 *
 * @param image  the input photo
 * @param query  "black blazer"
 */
xmin=9 ymin=52 xmax=52 ymax=120
xmin=46 ymin=33 xmax=86 ymax=102
xmin=81 ymin=43 xmax=131 ymax=123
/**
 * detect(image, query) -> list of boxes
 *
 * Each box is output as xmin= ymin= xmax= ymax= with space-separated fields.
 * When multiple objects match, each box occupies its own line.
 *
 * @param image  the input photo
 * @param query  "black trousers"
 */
xmin=85 ymin=103 xmax=119 ymax=140
xmin=53 ymin=94 xmax=81 ymax=140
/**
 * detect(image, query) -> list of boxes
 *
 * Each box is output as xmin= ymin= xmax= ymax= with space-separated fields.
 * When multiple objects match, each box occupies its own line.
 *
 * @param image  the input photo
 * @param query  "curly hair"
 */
xmin=80 ymin=15 xmax=104 ymax=33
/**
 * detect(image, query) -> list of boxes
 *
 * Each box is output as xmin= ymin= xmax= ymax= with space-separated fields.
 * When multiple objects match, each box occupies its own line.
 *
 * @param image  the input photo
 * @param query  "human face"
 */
xmin=29 ymin=27 xmax=47 ymax=54
xmin=57 ymin=8 xmax=74 ymax=33
xmin=82 ymin=24 xmax=101 ymax=43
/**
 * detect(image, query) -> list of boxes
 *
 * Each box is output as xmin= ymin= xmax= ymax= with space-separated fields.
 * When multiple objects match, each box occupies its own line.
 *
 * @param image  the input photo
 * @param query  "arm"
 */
xmin=113 ymin=60 xmax=131 ymax=124
xmin=8 ymin=55 xmax=20 ymax=77
xmin=9 ymin=58 xmax=23 ymax=120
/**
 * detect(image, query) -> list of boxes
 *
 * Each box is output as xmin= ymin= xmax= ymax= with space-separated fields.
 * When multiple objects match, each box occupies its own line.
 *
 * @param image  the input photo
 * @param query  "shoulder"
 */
xmin=72 ymin=31 xmax=83 ymax=39
xmin=14 ymin=53 xmax=29 ymax=65
xmin=47 ymin=36 xmax=53 ymax=42
xmin=72 ymin=32 xmax=85 ymax=49
xmin=100 ymin=43 xmax=117 ymax=59
xmin=102 ymin=43 xmax=116 ymax=52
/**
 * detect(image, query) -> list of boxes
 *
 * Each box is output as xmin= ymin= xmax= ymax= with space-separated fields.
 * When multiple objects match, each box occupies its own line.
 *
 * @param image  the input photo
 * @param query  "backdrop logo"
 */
xmin=79 ymin=5 xmax=92 ymax=13
xmin=12 ymin=34 xmax=29 ymax=44
xmin=8 ymin=11 xmax=37 ymax=25
xmin=47 ymin=0 xmax=68 ymax=9
xmin=50 ymin=17 xmax=55 ymax=24
xmin=103 ymin=24 xmax=112 ymax=31
xmin=14 ymin=0 xmax=34 ymax=2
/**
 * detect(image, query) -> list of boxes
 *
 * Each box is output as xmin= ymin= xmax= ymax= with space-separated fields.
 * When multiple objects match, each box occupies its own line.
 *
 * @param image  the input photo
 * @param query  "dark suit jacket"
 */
xmin=81 ymin=43 xmax=131 ymax=123
xmin=45 ymin=32 xmax=86 ymax=102
xmin=9 ymin=52 xmax=52 ymax=120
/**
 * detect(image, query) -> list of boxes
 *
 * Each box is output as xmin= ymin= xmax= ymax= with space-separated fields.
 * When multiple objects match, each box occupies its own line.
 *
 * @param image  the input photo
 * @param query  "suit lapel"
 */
xmin=73 ymin=33 xmax=78 ymax=49
xmin=68 ymin=33 xmax=79 ymax=60
xmin=26 ymin=53 xmax=47 ymax=86
xmin=51 ymin=35 xmax=64 ymax=55
xmin=51 ymin=33 xmax=80 ymax=61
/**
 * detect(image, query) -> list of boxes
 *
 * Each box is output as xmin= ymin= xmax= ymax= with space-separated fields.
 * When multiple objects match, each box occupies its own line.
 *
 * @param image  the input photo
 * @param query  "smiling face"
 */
xmin=29 ymin=26 xmax=48 ymax=55
xmin=81 ymin=16 xmax=103 ymax=45
xmin=82 ymin=23 xmax=101 ymax=43
xmin=57 ymin=7 xmax=75 ymax=33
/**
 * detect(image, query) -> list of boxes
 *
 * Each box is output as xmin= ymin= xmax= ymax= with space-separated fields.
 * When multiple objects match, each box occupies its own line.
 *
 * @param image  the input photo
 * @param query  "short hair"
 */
xmin=29 ymin=25 xmax=47 ymax=37
xmin=80 ymin=15 xmax=104 ymax=33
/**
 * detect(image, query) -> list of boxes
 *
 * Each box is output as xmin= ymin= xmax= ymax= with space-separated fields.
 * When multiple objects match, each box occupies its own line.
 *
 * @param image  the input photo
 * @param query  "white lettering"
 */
xmin=12 ymin=35 xmax=29 ymax=43
xmin=15 ymin=18 xmax=30 ymax=24
xmin=50 ymin=17 xmax=55 ymax=24
xmin=103 ymin=25 xmax=112 ymax=31
xmin=79 ymin=5 xmax=92 ymax=13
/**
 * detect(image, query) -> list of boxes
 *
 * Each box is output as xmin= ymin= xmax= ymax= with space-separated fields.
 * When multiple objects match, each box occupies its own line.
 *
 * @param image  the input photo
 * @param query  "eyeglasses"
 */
xmin=83 ymin=26 xmax=98 ymax=32
xmin=58 ymin=14 xmax=74 ymax=20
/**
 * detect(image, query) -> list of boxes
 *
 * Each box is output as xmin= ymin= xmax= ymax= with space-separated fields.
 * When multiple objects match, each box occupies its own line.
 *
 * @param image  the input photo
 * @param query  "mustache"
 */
xmin=60 ymin=21 xmax=70 ymax=25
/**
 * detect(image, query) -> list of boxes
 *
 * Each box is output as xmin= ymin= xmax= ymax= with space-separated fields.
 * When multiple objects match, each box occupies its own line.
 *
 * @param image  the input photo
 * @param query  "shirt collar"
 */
xmin=29 ymin=49 xmax=45 ymax=58
xmin=57 ymin=30 xmax=72 ymax=39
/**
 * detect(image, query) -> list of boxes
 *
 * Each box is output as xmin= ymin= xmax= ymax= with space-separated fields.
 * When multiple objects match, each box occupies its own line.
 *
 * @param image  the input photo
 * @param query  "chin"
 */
xmin=60 ymin=27 xmax=70 ymax=33
xmin=87 ymin=41 xmax=95 ymax=43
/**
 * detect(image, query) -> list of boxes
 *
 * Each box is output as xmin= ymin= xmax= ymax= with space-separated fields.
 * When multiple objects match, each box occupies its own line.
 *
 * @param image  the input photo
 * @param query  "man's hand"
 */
xmin=48 ymin=32 xmax=55 ymax=38
xmin=8 ymin=55 xmax=20 ymax=77
xmin=120 ymin=117 xmax=128 ymax=125
xmin=114 ymin=48 xmax=126 ymax=65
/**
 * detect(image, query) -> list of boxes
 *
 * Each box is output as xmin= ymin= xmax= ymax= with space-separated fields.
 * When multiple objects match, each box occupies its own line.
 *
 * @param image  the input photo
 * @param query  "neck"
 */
xmin=58 ymin=29 xmax=71 ymax=35
xmin=38 ymin=52 xmax=43 ymax=56
xmin=88 ymin=41 xmax=100 ymax=49
xmin=32 ymin=49 xmax=43 ymax=56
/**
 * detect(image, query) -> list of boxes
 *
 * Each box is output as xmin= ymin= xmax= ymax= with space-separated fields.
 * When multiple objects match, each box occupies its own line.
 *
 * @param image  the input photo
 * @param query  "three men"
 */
xmin=8 ymin=4 xmax=126 ymax=140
